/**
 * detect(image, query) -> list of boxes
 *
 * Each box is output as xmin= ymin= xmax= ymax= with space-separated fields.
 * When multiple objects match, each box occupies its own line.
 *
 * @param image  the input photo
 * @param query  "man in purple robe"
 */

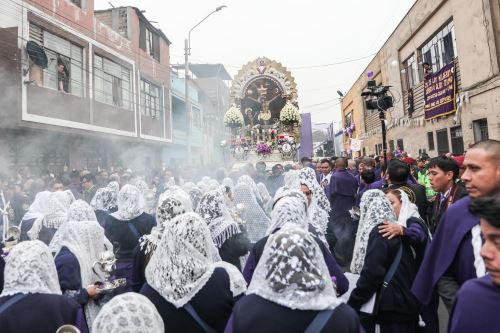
xmin=330 ymin=158 xmax=358 ymax=222
xmin=448 ymin=196 xmax=500 ymax=333
xmin=412 ymin=139 xmax=500 ymax=331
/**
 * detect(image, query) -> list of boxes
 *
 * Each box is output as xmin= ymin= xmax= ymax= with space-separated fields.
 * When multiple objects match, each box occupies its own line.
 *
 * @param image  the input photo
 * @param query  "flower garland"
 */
xmin=224 ymin=105 xmax=244 ymax=128
xmin=280 ymin=101 xmax=301 ymax=125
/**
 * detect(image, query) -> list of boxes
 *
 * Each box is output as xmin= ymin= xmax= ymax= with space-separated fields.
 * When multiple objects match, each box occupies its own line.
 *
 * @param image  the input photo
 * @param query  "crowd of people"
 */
xmin=0 ymin=139 xmax=498 ymax=333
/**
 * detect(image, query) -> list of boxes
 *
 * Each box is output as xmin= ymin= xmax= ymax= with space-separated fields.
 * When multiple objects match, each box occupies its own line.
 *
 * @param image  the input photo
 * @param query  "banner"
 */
xmin=424 ymin=62 xmax=456 ymax=120
xmin=350 ymin=138 xmax=362 ymax=152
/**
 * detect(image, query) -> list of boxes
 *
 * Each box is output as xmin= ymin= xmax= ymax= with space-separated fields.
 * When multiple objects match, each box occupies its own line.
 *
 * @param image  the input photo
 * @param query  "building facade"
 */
xmin=0 ymin=0 xmax=172 ymax=174
xmin=341 ymin=0 xmax=500 ymax=158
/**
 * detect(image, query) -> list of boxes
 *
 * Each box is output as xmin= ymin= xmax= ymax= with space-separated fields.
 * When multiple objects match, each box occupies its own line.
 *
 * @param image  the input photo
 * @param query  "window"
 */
xmin=70 ymin=0 xmax=81 ymax=8
xmin=139 ymin=22 xmax=160 ymax=61
xmin=192 ymin=106 xmax=201 ymax=127
xmin=473 ymin=118 xmax=489 ymax=143
xmin=389 ymin=140 xmax=395 ymax=152
xmin=345 ymin=112 xmax=353 ymax=128
xmin=94 ymin=55 xmax=132 ymax=110
xmin=450 ymin=126 xmax=464 ymax=155
xmin=420 ymin=21 xmax=457 ymax=77
xmin=402 ymin=54 xmax=419 ymax=90
xmin=140 ymin=79 xmax=162 ymax=118
xmin=427 ymin=132 xmax=435 ymax=151
xmin=396 ymin=139 xmax=404 ymax=152
xmin=29 ymin=25 xmax=84 ymax=97
xmin=436 ymin=129 xmax=450 ymax=155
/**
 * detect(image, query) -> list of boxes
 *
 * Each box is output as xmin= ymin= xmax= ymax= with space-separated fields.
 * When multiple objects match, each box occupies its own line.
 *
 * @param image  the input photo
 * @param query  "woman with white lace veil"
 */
xmin=241 ymin=190 xmax=349 ymax=296
xmin=104 ymin=184 xmax=155 ymax=294
xmin=131 ymin=195 xmax=187 ymax=292
xmin=158 ymin=185 xmax=193 ymax=213
xmin=0 ymin=241 xmax=82 ymax=332
xmin=196 ymin=189 xmax=250 ymax=270
xmin=90 ymin=186 xmax=116 ymax=226
xmin=233 ymin=182 xmax=270 ymax=243
xmin=347 ymin=189 xmax=425 ymax=333
xmin=92 ymin=292 xmax=164 ymax=333
xmin=140 ymin=212 xmax=246 ymax=333
xmin=49 ymin=200 xmax=112 ymax=253
xmin=298 ymin=168 xmax=330 ymax=244
xmin=226 ymin=227 xmax=361 ymax=333
xmin=256 ymin=182 xmax=273 ymax=214
xmin=53 ymin=220 xmax=110 ymax=330
xmin=19 ymin=190 xmax=74 ymax=245
xmin=188 ymin=186 xmax=203 ymax=211
xmin=237 ymin=175 xmax=263 ymax=205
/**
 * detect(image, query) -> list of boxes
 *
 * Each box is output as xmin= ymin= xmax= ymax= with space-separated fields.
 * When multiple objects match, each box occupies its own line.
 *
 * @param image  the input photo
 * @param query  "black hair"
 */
xmin=387 ymin=160 xmax=410 ymax=183
xmin=319 ymin=158 xmax=331 ymax=166
xmin=81 ymin=173 xmax=96 ymax=183
xmin=284 ymin=164 xmax=293 ymax=172
xmin=272 ymin=164 xmax=283 ymax=172
xmin=469 ymin=139 xmax=500 ymax=163
xmin=427 ymin=156 xmax=459 ymax=180
xmin=69 ymin=170 xmax=80 ymax=179
xmin=300 ymin=157 xmax=312 ymax=164
xmin=468 ymin=196 xmax=500 ymax=228
xmin=361 ymin=169 xmax=376 ymax=184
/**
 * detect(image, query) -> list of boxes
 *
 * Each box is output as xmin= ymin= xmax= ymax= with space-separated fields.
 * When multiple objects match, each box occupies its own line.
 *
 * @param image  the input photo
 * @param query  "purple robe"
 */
xmin=412 ymin=196 xmax=478 ymax=306
xmin=330 ymin=169 xmax=358 ymax=222
xmin=449 ymin=275 xmax=500 ymax=333
xmin=0 ymin=293 xmax=82 ymax=333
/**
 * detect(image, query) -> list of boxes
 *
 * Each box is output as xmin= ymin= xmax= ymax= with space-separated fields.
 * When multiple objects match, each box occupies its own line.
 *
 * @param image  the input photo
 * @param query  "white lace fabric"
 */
xmin=396 ymin=190 xmax=421 ymax=227
xmin=27 ymin=190 xmax=74 ymax=240
xmin=267 ymin=190 xmax=309 ymax=234
xmin=298 ymin=168 xmax=330 ymax=238
xmin=222 ymin=177 xmax=235 ymax=193
xmin=247 ymin=227 xmax=340 ymax=311
xmin=233 ymin=183 xmax=270 ymax=242
xmin=92 ymin=292 xmax=164 ymax=333
xmin=90 ymin=186 xmax=117 ymax=211
xmin=54 ymin=220 xmax=109 ymax=326
xmin=159 ymin=186 xmax=193 ymax=213
xmin=110 ymin=184 xmax=145 ymax=221
xmin=237 ymin=175 xmax=263 ymax=203
xmin=145 ymin=213 xmax=246 ymax=309
xmin=350 ymin=189 xmax=397 ymax=274
xmin=1 ymin=240 xmax=62 ymax=296
xmin=139 ymin=195 xmax=187 ymax=256
xmin=196 ymin=190 xmax=241 ymax=248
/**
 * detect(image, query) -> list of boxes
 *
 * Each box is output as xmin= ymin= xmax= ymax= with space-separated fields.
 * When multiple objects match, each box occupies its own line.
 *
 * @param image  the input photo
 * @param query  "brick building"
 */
xmin=341 ymin=0 xmax=499 ymax=158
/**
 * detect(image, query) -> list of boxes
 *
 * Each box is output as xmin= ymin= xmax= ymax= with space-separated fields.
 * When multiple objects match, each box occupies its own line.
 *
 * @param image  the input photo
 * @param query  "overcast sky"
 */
xmin=96 ymin=0 xmax=416 ymax=130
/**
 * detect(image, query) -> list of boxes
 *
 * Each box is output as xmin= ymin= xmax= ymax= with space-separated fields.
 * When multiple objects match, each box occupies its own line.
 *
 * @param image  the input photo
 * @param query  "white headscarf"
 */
xmin=396 ymin=189 xmax=421 ymax=227
xmin=54 ymin=220 xmax=109 ymax=326
xmin=110 ymin=184 xmax=145 ymax=221
xmin=145 ymin=212 xmax=246 ymax=308
xmin=298 ymin=169 xmax=330 ymax=239
xmin=90 ymin=187 xmax=116 ymax=211
xmin=21 ymin=190 xmax=51 ymax=221
xmin=267 ymin=190 xmax=309 ymax=234
xmin=188 ymin=187 xmax=203 ymax=211
xmin=351 ymin=190 xmax=397 ymax=274
xmin=27 ymin=190 xmax=74 ymax=240
xmin=196 ymin=190 xmax=241 ymax=248
xmin=233 ymin=183 xmax=270 ymax=242
xmin=49 ymin=200 xmax=107 ymax=253
xmin=158 ymin=186 xmax=193 ymax=213
xmin=237 ymin=175 xmax=263 ymax=203
xmin=92 ymin=292 xmax=164 ymax=333
xmin=247 ymin=227 xmax=341 ymax=310
xmin=1 ymin=240 xmax=61 ymax=297
xmin=139 ymin=195 xmax=186 ymax=256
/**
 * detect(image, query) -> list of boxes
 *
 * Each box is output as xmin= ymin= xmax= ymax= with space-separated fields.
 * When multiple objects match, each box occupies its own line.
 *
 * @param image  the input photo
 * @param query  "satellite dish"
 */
xmin=26 ymin=41 xmax=48 ymax=68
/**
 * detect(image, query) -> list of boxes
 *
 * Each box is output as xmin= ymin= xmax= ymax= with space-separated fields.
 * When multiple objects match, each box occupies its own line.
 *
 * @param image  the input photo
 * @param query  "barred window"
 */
xmin=140 ymin=79 xmax=162 ymax=118
xmin=94 ymin=55 xmax=132 ymax=110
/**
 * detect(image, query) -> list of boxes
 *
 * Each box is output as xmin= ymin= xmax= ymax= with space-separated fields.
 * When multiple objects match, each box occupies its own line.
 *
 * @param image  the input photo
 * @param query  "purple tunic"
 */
xmin=330 ymin=169 xmax=358 ymax=222
xmin=412 ymin=196 xmax=478 ymax=306
xmin=0 ymin=293 xmax=81 ymax=333
xmin=449 ymin=275 xmax=500 ymax=333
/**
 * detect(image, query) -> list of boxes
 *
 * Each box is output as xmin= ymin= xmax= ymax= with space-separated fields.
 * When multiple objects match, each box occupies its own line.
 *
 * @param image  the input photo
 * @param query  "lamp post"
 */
xmin=184 ymin=5 xmax=227 ymax=163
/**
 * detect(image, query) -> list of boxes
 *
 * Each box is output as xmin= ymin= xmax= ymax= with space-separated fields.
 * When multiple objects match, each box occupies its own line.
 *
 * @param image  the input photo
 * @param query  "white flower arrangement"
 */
xmin=224 ymin=105 xmax=244 ymax=128
xmin=280 ymin=101 xmax=301 ymax=124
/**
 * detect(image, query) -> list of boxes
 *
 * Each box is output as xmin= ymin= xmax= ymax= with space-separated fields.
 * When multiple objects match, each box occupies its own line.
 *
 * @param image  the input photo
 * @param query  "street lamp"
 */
xmin=184 ymin=5 xmax=227 ymax=163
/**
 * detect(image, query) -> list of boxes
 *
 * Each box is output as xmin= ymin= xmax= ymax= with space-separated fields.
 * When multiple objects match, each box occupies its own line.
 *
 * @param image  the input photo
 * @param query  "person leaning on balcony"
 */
xmin=57 ymin=60 xmax=69 ymax=93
